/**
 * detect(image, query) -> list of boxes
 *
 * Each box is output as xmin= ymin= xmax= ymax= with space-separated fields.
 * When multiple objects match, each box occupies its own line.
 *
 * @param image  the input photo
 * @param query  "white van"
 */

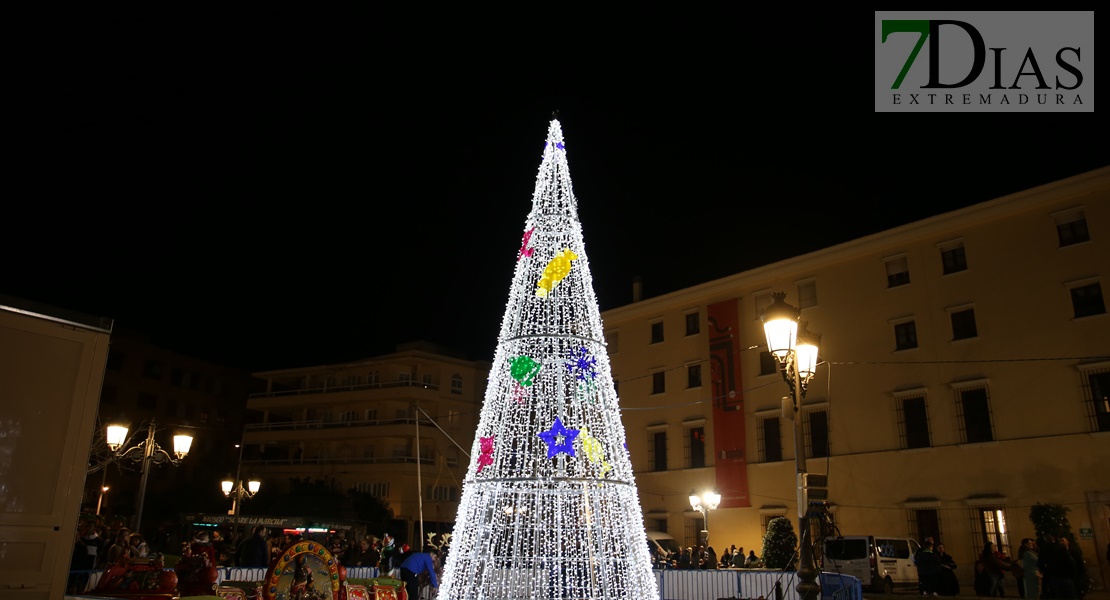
xmin=645 ymin=530 xmax=682 ymax=558
xmin=822 ymin=535 xmax=921 ymax=593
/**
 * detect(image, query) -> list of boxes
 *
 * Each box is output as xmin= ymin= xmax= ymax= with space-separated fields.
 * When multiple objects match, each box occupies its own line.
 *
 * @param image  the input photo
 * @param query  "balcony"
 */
xmin=243 ymin=417 xmax=437 ymax=443
xmin=247 ymin=379 xmax=444 ymax=409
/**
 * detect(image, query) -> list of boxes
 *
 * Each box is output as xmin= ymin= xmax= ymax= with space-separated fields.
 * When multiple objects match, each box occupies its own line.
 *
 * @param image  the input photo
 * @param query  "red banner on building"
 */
xmin=707 ymin=297 xmax=750 ymax=507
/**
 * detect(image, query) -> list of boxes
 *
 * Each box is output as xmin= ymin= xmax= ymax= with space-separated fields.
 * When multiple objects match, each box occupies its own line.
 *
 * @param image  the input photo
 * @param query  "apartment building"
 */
xmin=244 ymin=341 xmax=490 ymax=545
xmin=605 ymin=166 xmax=1109 ymax=587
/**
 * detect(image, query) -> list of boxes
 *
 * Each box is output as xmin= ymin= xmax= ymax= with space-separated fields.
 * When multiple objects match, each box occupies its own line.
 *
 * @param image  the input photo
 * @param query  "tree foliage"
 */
xmin=1028 ymin=502 xmax=1091 ymax=597
xmin=761 ymin=516 xmax=798 ymax=569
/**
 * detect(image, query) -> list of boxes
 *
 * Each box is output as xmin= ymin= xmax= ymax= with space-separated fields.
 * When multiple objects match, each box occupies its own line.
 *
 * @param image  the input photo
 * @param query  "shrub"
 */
xmin=761 ymin=517 xmax=798 ymax=569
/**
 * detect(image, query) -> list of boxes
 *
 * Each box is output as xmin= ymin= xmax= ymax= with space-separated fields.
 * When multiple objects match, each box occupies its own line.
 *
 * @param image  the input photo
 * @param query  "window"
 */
xmin=686 ymin=517 xmax=705 ymax=548
xmin=101 ymin=385 xmax=117 ymax=404
xmin=687 ymin=364 xmax=702 ymax=388
xmin=685 ymin=312 xmax=700 ymax=336
xmin=761 ymin=512 xmax=787 ymax=536
xmin=445 ymin=410 xmax=461 ymax=428
xmin=142 ymin=360 xmax=163 ymax=380
xmin=341 ymin=410 xmax=358 ymax=422
xmin=137 ymin=392 xmax=157 ymax=411
xmin=392 ymin=444 xmax=408 ymax=458
xmin=395 ymin=406 xmax=413 ymax=419
xmin=398 ymin=372 xmax=412 ymax=383
xmin=940 ymin=241 xmax=968 ymax=274
xmin=368 ymin=371 xmax=380 ymax=386
xmin=652 ymin=371 xmax=665 ymax=394
xmin=686 ymin=426 xmax=706 ymax=469
xmin=1069 ymin=281 xmax=1105 ymax=318
xmin=649 ymin=430 xmax=667 ymax=471
xmin=1080 ymin=366 xmax=1110 ymax=432
xmin=650 ymin=321 xmax=664 ymax=344
xmin=797 ymin=279 xmax=818 ymax=308
xmin=894 ymin=320 xmax=918 ymax=350
xmin=954 ymin=382 xmax=994 ymax=443
xmin=976 ymin=507 xmax=1011 ymax=556
xmin=429 ymin=485 xmax=458 ymax=502
xmin=364 ymin=408 xmax=378 ymax=421
xmin=885 ymin=255 xmax=911 ymax=288
xmin=896 ymin=392 xmax=932 ymax=449
xmin=451 ymin=374 xmax=463 ymax=394
xmin=344 ymin=375 xmax=360 ymax=386
xmin=805 ymin=409 xmax=830 ymax=458
xmin=908 ymin=508 xmax=942 ymax=545
xmin=422 ymin=374 xmax=434 ymax=387
xmin=950 ymin=307 xmax=978 ymax=340
xmin=759 ymin=351 xmax=779 ymax=376
xmin=106 ymin=351 xmax=126 ymax=372
xmin=651 ymin=519 xmax=668 ymax=533
xmin=758 ymin=415 xmax=782 ymax=462
xmin=354 ymin=482 xmax=390 ymax=498
xmin=1055 ymin=208 xmax=1089 ymax=247
xmin=605 ymin=330 xmax=619 ymax=353
xmin=170 ymin=368 xmax=184 ymax=387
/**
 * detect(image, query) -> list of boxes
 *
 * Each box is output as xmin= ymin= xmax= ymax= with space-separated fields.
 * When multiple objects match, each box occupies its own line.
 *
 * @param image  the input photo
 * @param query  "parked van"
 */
xmin=822 ymin=535 xmax=921 ymax=593
xmin=645 ymin=530 xmax=682 ymax=558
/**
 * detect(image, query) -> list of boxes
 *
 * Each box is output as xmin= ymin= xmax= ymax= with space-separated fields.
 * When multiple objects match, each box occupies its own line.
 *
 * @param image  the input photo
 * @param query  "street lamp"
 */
xmin=105 ymin=419 xmax=192 ymax=535
xmin=688 ymin=490 xmax=721 ymax=547
xmin=96 ymin=485 xmax=109 ymax=516
xmin=221 ymin=476 xmax=261 ymax=523
xmin=761 ymin=292 xmax=822 ymax=600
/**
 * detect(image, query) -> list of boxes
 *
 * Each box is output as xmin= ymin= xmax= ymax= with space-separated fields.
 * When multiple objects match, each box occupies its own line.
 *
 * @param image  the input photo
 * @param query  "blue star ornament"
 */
xmin=538 ymin=417 xmax=580 ymax=458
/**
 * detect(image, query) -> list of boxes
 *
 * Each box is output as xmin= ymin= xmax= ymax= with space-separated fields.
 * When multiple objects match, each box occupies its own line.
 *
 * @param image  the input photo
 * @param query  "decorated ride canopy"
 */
xmin=438 ymin=119 xmax=660 ymax=599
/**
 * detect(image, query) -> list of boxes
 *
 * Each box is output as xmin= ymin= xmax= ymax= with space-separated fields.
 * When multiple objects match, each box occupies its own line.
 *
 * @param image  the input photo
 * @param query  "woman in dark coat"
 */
xmin=937 ymin=543 xmax=960 ymax=596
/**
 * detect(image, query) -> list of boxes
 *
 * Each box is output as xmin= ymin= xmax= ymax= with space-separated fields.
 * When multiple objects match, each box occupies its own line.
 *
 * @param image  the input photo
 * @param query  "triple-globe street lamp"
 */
xmin=760 ymin=292 xmax=823 ymax=600
xmin=105 ymin=419 xmax=193 ymax=534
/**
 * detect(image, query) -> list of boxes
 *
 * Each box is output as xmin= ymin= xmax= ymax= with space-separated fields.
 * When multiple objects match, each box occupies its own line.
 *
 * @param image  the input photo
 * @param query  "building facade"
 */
xmin=605 ymin=166 xmax=1109 ymax=587
xmin=244 ymin=341 xmax=490 ymax=546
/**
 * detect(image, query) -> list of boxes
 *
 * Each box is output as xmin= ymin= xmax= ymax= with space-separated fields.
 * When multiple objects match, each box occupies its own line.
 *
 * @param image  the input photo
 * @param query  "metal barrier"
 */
xmin=70 ymin=566 xmax=859 ymax=600
xmin=651 ymin=568 xmax=861 ymax=600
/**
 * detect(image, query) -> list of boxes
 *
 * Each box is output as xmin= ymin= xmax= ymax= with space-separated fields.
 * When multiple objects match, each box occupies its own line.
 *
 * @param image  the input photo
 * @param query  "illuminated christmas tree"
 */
xmin=438 ymin=119 xmax=660 ymax=600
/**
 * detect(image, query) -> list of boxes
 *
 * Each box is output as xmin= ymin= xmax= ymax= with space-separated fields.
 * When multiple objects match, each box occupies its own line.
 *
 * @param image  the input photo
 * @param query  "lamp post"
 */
xmin=221 ymin=476 xmax=261 ymax=525
xmin=761 ymin=292 xmax=822 ymax=600
xmin=105 ymin=419 xmax=193 ymax=535
xmin=688 ymin=490 xmax=721 ymax=548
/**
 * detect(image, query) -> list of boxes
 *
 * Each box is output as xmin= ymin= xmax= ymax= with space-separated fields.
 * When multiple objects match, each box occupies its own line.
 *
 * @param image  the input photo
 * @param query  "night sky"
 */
xmin=6 ymin=11 xmax=1108 ymax=371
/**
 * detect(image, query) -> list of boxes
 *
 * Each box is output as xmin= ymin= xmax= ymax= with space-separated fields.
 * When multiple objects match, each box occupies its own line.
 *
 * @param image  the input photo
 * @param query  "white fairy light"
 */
xmin=439 ymin=120 xmax=660 ymax=599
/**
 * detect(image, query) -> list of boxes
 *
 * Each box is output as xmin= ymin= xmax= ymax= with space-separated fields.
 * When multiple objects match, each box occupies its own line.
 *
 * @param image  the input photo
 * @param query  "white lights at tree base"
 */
xmin=439 ymin=120 xmax=659 ymax=599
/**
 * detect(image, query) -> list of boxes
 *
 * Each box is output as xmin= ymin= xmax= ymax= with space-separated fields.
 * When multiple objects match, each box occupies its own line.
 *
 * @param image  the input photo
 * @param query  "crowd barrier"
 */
xmin=69 ymin=566 xmax=861 ymax=600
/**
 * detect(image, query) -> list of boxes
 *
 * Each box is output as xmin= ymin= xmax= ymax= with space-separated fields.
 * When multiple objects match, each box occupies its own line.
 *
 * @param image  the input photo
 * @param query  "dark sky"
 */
xmin=6 ymin=11 xmax=1109 ymax=371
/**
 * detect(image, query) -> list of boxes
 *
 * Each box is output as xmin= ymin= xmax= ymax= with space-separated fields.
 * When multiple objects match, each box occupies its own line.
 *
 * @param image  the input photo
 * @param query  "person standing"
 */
xmin=916 ymin=538 xmax=942 ymax=596
xmin=69 ymin=521 xmax=105 ymax=594
xmin=1019 ymin=538 xmax=1039 ymax=599
xmin=398 ymin=549 xmax=439 ymax=600
xmin=936 ymin=543 xmax=960 ymax=596
xmin=379 ymin=533 xmax=398 ymax=576
xmin=980 ymin=541 xmax=1010 ymax=597
xmin=1038 ymin=536 xmax=1074 ymax=594
xmin=237 ymin=526 xmax=271 ymax=568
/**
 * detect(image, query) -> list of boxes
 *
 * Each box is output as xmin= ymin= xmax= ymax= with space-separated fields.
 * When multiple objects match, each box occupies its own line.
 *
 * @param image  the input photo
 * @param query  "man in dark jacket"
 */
xmin=915 ymin=538 xmax=942 ymax=596
xmin=237 ymin=526 xmax=270 ymax=567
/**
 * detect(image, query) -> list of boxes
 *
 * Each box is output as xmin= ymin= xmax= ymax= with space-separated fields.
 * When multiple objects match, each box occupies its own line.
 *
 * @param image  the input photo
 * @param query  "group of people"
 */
xmin=915 ymin=536 xmax=1088 ymax=599
xmin=650 ymin=543 xmax=761 ymax=569
xmin=912 ymin=537 xmax=961 ymax=596
xmin=973 ymin=537 xmax=1089 ymax=599
xmin=67 ymin=520 xmax=153 ymax=594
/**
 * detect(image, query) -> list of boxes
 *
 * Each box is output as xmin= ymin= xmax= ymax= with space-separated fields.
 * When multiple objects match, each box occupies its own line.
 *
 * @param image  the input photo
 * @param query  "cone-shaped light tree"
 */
xmin=438 ymin=119 xmax=660 ymax=599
